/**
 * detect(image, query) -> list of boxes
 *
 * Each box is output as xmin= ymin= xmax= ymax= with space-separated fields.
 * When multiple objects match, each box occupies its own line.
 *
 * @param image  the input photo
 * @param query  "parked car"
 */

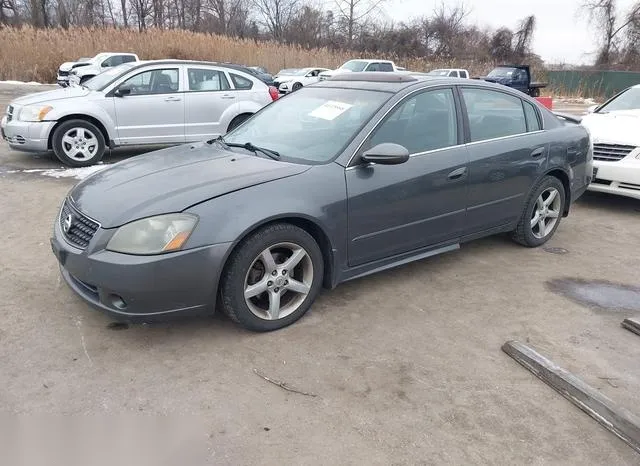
xmin=318 ymin=59 xmax=401 ymax=81
xmin=273 ymin=67 xmax=330 ymax=93
xmin=427 ymin=68 xmax=470 ymax=78
xmin=580 ymin=84 xmax=640 ymax=200
xmin=479 ymin=65 xmax=547 ymax=97
xmin=63 ymin=53 xmax=139 ymax=87
xmin=50 ymin=72 xmax=592 ymax=331
xmin=57 ymin=57 xmax=93 ymax=87
xmin=220 ymin=63 xmax=275 ymax=86
xmin=1 ymin=60 xmax=278 ymax=166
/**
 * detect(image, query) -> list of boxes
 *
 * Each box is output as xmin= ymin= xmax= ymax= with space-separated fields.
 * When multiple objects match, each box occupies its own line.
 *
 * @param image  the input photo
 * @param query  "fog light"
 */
xmin=109 ymin=294 xmax=127 ymax=310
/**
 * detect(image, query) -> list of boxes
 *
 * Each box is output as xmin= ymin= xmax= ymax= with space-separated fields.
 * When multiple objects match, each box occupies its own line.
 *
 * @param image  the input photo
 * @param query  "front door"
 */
xmin=460 ymin=87 xmax=548 ymax=234
xmin=346 ymin=87 xmax=469 ymax=267
xmin=112 ymin=67 xmax=185 ymax=145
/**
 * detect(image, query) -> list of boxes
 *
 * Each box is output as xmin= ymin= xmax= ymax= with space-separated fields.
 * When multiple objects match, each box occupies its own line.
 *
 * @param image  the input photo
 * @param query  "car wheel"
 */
xmin=512 ymin=176 xmax=565 ymax=247
xmin=530 ymin=88 xmax=541 ymax=97
xmin=221 ymin=223 xmax=324 ymax=332
xmin=52 ymin=119 xmax=106 ymax=167
xmin=292 ymin=82 xmax=303 ymax=91
xmin=227 ymin=114 xmax=252 ymax=133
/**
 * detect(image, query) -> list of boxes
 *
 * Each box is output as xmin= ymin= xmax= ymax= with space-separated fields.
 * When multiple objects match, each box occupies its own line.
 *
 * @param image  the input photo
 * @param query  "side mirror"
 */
xmin=587 ymin=104 xmax=598 ymax=113
xmin=114 ymin=86 xmax=132 ymax=97
xmin=361 ymin=143 xmax=410 ymax=165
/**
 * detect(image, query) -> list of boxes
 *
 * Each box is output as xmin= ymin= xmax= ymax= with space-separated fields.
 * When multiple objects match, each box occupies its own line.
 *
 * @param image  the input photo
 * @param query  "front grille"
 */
xmin=59 ymin=200 xmax=100 ymax=249
xmin=58 ymin=70 xmax=69 ymax=77
xmin=6 ymin=104 xmax=13 ymax=122
xmin=6 ymin=135 xmax=25 ymax=144
xmin=593 ymin=143 xmax=636 ymax=162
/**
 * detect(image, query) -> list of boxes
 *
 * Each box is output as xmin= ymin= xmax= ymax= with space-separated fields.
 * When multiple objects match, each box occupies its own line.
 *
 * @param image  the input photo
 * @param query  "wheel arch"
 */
xmin=48 ymin=114 xmax=113 ymax=150
xmin=217 ymin=215 xmax=337 ymax=295
xmin=544 ymin=168 xmax=571 ymax=216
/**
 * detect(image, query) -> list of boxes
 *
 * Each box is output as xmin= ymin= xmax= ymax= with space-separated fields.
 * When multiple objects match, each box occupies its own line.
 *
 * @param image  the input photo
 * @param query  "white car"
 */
xmin=318 ymin=59 xmax=401 ymax=81
xmin=2 ymin=60 xmax=276 ymax=166
xmin=427 ymin=68 xmax=470 ymax=79
xmin=273 ymin=67 xmax=329 ymax=93
xmin=65 ymin=53 xmax=139 ymax=87
xmin=57 ymin=57 xmax=92 ymax=87
xmin=580 ymin=84 xmax=640 ymax=200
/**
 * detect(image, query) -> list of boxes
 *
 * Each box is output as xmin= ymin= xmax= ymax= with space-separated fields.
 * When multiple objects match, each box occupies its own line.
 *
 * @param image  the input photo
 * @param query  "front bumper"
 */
xmin=588 ymin=157 xmax=640 ymax=200
xmin=57 ymin=75 xmax=69 ymax=87
xmin=1 ymin=116 xmax=55 ymax=152
xmin=51 ymin=212 xmax=233 ymax=322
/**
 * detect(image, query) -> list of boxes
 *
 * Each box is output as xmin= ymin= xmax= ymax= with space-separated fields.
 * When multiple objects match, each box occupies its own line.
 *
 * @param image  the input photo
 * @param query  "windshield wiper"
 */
xmin=207 ymin=136 xmax=280 ymax=160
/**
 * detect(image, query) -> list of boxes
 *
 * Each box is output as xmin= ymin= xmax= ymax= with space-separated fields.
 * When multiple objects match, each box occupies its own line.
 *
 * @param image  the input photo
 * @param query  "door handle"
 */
xmin=164 ymin=96 xmax=181 ymax=102
xmin=447 ymin=167 xmax=467 ymax=181
xmin=531 ymin=147 xmax=545 ymax=158
xmin=221 ymin=94 xmax=236 ymax=99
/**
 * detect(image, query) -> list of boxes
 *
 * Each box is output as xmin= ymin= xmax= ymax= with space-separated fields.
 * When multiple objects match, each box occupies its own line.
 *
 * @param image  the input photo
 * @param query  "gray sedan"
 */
xmin=50 ymin=73 xmax=593 ymax=331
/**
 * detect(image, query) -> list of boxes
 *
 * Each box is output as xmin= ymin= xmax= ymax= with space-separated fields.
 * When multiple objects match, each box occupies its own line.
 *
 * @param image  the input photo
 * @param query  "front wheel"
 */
xmin=512 ymin=176 xmax=565 ymax=247
xmin=51 ymin=119 xmax=106 ymax=167
xmin=221 ymin=223 xmax=324 ymax=332
xmin=292 ymin=82 xmax=303 ymax=91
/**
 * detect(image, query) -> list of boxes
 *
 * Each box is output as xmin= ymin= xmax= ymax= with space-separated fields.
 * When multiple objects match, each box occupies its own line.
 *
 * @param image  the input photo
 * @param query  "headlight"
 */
xmin=18 ymin=105 xmax=53 ymax=122
xmin=106 ymin=213 xmax=198 ymax=255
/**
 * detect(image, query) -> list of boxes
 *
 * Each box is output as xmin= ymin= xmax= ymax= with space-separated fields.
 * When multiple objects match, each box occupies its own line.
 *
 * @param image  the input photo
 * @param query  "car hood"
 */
xmin=69 ymin=143 xmax=311 ymax=228
xmin=11 ymin=86 xmax=92 ymax=106
xmin=59 ymin=60 xmax=91 ymax=72
xmin=581 ymin=111 xmax=640 ymax=146
xmin=274 ymin=75 xmax=297 ymax=83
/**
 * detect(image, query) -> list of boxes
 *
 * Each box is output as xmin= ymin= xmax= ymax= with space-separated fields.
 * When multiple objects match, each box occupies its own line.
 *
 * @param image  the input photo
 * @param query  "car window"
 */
xmin=365 ymin=63 xmax=379 ymax=71
xmin=449 ymin=70 xmax=458 ymax=77
xmin=462 ymin=88 xmax=527 ymax=142
xmin=119 ymin=68 xmax=179 ymax=95
xmin=365 ymin=88 xmax=458 ymax=154
xmin=378 ymin=63 xmax=394 ymax=72
xmin=121 ymin=55 xmax=136 ymax=64
xmin=461 ymin=71 xmax=468 ymax=78
xmin=101 ymin=56 xmax=121 ymax=67
xmin=188 ymin=68 xmax=230 ymax=91
xmin=523 ymin=101 xmax=542 ymax=131
xmin=230 ymin=73 xmax=253 ymax=90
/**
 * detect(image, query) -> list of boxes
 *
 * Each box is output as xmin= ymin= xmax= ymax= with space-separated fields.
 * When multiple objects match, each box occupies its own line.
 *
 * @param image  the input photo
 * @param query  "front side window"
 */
xmin=119 ymin=68 xmax=179 ymax=95
xmin=365 ymin=88 xmax=458 ymax=154
xmin=462 ymin=88 xmax=527 ymax=142
xmin=101 ymin=56 xmax=121 ymax=67
xmin=448 ymin=70 xmax=459 ymax=77
xmin=340 ymin=60 xmax=368 ymax=72
xmin=224 ymin=87 xmax=390 ymax=164
xmin=188 ymin=68 xmax=230 ymax=91
xmin=230 ymin=73 xmax=253 ymax=90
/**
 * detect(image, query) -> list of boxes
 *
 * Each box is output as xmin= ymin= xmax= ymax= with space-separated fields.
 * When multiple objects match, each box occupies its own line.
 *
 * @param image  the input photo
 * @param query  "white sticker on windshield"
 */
xmin=309 ymin=101 xmax=353 ymax=120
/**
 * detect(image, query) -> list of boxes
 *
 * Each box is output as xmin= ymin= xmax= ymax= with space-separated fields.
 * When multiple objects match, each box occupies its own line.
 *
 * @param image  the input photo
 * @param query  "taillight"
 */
xmin=268 ymin=86 xmax=279 ymax=101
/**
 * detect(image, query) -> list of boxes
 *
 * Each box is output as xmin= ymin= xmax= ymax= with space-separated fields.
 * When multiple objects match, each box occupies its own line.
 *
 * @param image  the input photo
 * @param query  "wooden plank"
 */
xmin=622 ymin=318 xmax=640 ymax=337
xmin=502 ymin=340 xmax=640 ymax=453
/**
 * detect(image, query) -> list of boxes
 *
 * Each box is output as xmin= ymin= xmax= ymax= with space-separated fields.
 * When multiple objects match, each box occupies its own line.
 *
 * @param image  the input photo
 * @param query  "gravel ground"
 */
xmin=0 ymin=83 xmax=639 ymax=465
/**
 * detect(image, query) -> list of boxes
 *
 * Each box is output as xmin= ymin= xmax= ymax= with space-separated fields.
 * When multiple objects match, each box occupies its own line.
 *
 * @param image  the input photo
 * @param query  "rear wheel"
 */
xmin=512 ymin=176 xmax=565 ymax=247
xmin=227 ymin=113 xmax=252 ymax=133
xmin=51 ymin=119 xmax=106 ymax=167
xmin=221 ymin=223 xmax=324 ymax=332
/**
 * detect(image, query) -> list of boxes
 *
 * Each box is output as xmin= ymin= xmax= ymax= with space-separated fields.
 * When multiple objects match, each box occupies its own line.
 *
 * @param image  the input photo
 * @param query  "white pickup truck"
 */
xmin=318 ymin=59 xmax=405 ymax=81
xmin=57 ymin=53 xmax=139 ymax=87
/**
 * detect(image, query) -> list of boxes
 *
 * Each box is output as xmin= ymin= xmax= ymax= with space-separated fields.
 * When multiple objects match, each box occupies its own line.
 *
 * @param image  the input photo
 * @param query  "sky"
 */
xmin=383 ymin=0 xmax=637 ymax=64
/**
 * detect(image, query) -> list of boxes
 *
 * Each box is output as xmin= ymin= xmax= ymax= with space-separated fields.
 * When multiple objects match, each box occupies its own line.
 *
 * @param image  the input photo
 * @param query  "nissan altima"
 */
xmin=50 ymin=73 xmax=593 ymax=331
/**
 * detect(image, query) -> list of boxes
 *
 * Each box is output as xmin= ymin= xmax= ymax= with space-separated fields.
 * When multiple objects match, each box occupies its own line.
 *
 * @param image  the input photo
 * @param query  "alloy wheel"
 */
xmin=61 ymin=127 xmax=99 ymax=161
xmin=530 ymin=187 xmax=561 ymax=239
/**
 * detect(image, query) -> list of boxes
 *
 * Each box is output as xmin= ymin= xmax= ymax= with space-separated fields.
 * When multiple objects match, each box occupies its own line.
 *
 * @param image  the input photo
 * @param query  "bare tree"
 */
xmin=334 ymin=0 xmax=385 ymax=46
xmin=428 ymin=1 xmax=470 ymax=58
xmin=131 ymin=0 xmax=152 ymax=29
xmin=251 ymin=0 xmax=300 ymax=40
xmin=513 ymin=15 xmax=535 ymax=60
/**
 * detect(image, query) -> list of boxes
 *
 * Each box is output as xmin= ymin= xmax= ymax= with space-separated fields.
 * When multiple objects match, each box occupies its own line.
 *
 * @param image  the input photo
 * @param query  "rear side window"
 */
xmin=121 ymin=55 xmax=137 ymax=64
xmin=230 ymin=73 xmax=253 ymax=90
xmin=378 ymin=62 xmax=394 ymax=72
xmin=188 ymin=68 xmax=230 ymax=91
xmin=523 ymin=101 xmax=542 ymax=131
xmin=460 ymin=71 xmax=469 ymax=78
xmin=462 ymin=88 xmax=527 ymax=142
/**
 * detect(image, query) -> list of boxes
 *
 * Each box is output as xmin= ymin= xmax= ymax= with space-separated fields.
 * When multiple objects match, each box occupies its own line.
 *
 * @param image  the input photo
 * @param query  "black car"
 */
xmin=221 ymin=63 xmax=274 ymax=86
xmin=51 ymin=73 xmax=592 ymax=332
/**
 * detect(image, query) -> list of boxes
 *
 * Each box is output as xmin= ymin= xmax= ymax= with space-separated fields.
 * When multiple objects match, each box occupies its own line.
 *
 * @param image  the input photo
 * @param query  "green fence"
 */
xmin=546 ymin=70 xmax=640 ymax=98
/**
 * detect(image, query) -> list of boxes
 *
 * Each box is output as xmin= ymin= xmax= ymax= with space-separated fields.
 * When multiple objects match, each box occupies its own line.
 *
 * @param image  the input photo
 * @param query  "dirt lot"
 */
xmin=1 ymin=83 xmax=639 ymax=464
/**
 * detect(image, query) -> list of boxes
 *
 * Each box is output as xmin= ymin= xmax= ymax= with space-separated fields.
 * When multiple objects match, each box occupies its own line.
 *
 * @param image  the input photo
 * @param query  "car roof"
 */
xmin=122 ymin=59 xmax=257 ymax=74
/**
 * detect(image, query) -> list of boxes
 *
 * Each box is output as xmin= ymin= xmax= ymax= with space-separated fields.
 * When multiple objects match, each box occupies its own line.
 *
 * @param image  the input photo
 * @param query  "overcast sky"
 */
xmin=383 ymin=0 xmax=637 ymax=64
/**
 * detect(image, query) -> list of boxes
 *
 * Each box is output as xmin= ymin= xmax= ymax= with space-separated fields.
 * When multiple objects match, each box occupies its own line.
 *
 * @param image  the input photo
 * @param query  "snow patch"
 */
xmin=8 ymin=165 xmax=108 ymax=180
xmin=553 ymin=97 xmax=600 ymax=105
xmin=0 ymin=80 xmax=46 ymax=86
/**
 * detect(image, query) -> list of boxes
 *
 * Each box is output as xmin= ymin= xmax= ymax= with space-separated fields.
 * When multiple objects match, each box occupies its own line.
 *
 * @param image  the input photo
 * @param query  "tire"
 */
xmin=512 ymin=176 xmax=566 ymax=247
xmin=530 ymin=88 xmax=541 ymax=97
xmin=221 ymin=223 xmax=324 ymax=332
xmin=51 ymin=119 xmax=106 ymax=167
xmin=227 ymin=113 xmax=252 ymax=133
xmin=292 ymin=82 xmax=303 ymax=91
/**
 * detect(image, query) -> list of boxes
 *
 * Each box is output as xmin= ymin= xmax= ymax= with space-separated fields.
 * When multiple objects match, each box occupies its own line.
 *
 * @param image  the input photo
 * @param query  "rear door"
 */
xmin=346 ymin=87 xmax=469 ymax=266
xmin=184 ymin=66 xmax=234 ymax=140
xmin=460 ymin=87 xmax=547 ymax=235
xmin=111 ymin=66 xmax=185 ymax=145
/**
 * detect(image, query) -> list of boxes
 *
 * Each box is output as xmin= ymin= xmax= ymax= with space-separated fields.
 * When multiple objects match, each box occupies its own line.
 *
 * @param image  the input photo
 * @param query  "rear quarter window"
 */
xmin=230 ymin=73 xmax=253 ymax=90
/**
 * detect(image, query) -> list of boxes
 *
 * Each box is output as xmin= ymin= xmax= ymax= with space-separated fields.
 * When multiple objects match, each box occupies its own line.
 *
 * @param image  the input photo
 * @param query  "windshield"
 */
xmin=277 ymin=68 xmax=299 ymax=75
xmin=224 ymin=87 xmax=391 ymax=164
xmin=339 ymin=60 xmax=369 ymax=72
xmin=487 ymin=67 xmax=515 ymax=78
xmin=598 ymin=87 xmax=640 ymax=113
xmin=83 ymin=62 xmax=138 ymax=91
xmin=427 ymin=70 xmax=450 ymax=76
xmin=293 ymin=69 xmax=313 ymax=76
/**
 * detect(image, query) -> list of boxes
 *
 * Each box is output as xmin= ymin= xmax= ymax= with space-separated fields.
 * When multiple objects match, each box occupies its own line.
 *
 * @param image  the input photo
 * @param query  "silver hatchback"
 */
xmin=1 ymin=60 xmax=277 ymax=166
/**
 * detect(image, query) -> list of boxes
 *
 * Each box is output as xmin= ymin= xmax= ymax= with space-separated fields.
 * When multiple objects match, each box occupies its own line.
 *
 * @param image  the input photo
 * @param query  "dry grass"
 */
xmin=0 ymin=26 xmax=493 ymax=83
